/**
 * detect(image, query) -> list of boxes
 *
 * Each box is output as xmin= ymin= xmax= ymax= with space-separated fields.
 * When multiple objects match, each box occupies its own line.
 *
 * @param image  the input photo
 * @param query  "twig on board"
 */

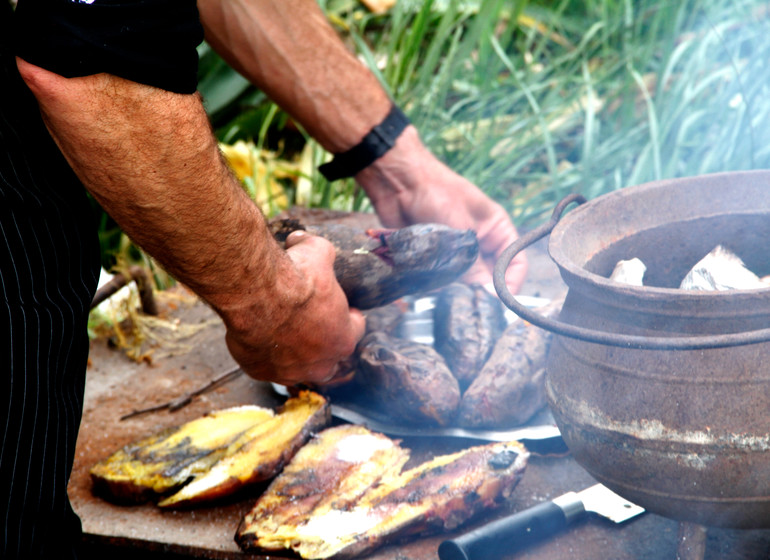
xmin=120 ymin=365 xmax=243 ymax=420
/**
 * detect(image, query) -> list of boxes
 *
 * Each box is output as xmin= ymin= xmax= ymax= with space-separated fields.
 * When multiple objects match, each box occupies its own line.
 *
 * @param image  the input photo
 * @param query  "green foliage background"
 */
xmin=98 ymin=0 xmax=770 ymax=269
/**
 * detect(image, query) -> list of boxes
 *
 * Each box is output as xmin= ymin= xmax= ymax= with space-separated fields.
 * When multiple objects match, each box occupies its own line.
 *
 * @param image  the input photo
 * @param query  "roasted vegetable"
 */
xmin=457 ymin=298 xmax=564 ymax=428
xmin=433 ymin=283 xmax=507 ymax=389
xmin=158 ymin=391 xmax=330 ymax=507
xmin=90 ymin=405 xmax=275 ymax=502
xmin=270 ymin=220 xmax=479 ymax=309
xmin=236 ymin=425 xmax=410 ymax=550
xmin=237 ymin=425 xmax=529 ymax=559
xmin=355 ymin=331 xmax=460 ymax=426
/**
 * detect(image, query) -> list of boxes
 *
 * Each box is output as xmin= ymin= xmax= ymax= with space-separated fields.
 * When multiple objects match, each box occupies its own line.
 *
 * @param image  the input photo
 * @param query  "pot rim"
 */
xmin=548 ymin=170 xmax=770 ymax=307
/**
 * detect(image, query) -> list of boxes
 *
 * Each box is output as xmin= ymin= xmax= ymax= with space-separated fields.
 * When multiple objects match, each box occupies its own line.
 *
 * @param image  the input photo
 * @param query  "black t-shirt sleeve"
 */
xmin=13 ymin=0 xmax=204 ymax=94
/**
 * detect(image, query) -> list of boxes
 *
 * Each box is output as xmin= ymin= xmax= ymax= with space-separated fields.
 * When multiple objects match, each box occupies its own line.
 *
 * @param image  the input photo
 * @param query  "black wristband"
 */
xmin=319 ymin=104 xmax=410 ymax=182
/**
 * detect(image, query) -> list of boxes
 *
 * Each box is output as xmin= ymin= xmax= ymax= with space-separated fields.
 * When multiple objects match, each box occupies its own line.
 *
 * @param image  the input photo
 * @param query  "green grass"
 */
xmin=94 ymin=0 xmax=770 ymax=273
xmin=202 ymin=0 xmax=770 ymax=228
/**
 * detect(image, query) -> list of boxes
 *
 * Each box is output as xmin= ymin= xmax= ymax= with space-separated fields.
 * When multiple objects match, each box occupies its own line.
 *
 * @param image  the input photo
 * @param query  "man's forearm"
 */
xmin=16 ymin=59 xmax=281 ymax=316
xmin=196 ymin=0 xmax=391 ymax=153
xmin=196 ymin=0 xmax=528 ymax=292
xmin=17 ymin=58 xmax=365 ymax=384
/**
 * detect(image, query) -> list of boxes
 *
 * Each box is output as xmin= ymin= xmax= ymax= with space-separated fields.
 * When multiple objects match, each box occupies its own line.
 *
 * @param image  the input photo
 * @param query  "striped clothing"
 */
xmin=3 ymin=0 xmax=203 ymax=555
xmin=1 ymin=1 xmax=101 ymax=557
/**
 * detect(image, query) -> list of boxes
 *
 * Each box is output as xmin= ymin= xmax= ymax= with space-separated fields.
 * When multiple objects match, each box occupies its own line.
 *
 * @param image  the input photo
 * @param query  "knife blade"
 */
xmin=438 ymin=483 xmax=645 ymax=560
xmin=271 ymin=384 xmax=567 ymax=451
xmin=329 ymin=403 xmax=562 ymax=444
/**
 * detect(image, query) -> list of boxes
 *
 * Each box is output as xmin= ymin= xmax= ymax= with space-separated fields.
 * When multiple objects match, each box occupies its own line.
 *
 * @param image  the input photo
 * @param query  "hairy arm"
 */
xmin=196 ymin=0 xmax=527 ymax=293
xmin=16 ymin=59 xmax=364 ymax=385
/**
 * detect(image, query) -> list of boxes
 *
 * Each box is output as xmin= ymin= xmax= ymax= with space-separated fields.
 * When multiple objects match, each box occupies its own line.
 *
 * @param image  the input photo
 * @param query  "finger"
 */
xmin=284 ymin=229 xmax=311 ymax=249
xmin=284 ymin=230 xmax=338 ymax=276
xmin=349 ymin=307 xmax=366 ymax=343
xmin=461 ymin=250 xmax=528 ymax=296
xmin=461 ymin=259 xmax=493 ymax=287
xmin=501 ymin=251 xmax=528 ymax=294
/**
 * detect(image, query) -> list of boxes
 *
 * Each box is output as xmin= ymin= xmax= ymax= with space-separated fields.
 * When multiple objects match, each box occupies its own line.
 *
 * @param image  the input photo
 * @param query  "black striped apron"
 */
xmin=1 ymin=2 xmax=101 ymax=558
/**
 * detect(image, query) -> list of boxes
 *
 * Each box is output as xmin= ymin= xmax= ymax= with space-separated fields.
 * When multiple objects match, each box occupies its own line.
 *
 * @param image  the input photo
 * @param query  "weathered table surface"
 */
xmin=70 ymin=213 xmax=770 ymax=560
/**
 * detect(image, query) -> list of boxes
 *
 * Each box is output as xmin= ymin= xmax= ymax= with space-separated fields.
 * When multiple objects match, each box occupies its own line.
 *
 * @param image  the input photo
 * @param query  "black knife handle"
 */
xmin=438 ymin=501 xmax=569 ymax=560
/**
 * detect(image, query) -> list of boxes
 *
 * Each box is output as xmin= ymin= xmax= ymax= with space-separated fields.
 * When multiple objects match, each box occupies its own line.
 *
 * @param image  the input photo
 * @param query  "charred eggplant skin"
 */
xmin=270 ymin=220 xmax=479 ymax=309
xmin=356 ymin=331 xmax=461 ymax=427
xmin=458 ymin=298 xmax=564 ymax=428
xmin=433 ymin=283 xmax=507 ymax=390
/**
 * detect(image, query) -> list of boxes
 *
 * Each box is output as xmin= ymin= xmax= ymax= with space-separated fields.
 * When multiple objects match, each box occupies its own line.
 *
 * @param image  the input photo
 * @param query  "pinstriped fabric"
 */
xmin=1 ymin=3 xmax=100 ymax=558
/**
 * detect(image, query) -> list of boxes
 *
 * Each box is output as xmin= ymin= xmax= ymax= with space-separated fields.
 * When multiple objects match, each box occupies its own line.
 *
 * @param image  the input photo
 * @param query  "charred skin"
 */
xmin=158 ymin=391 xmax=330 ymax=508
xmin=89 ymin=405 xmax=275 ymax=503
xmin=458 ymin=298 xmax=564 ymax=428
xmin=434 ymin=283 xmax=508 ymax=390
xmin=356 ymin=331 xmax=460 ymax=427
xmin=236 ymin=429 xmax=529 ymax=560
xmin=270 ymin=220 xmax=479 ymax=309
xmin=236 ymin=425 xmax=411 ymax=552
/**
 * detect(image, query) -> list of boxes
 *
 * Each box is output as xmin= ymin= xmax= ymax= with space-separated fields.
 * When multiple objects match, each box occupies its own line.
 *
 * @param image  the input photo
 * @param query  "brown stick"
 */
xmin=119 ymin=365 xmax=243 ymax=420
xmin=91 ymin=265 xmax=158 ymax=315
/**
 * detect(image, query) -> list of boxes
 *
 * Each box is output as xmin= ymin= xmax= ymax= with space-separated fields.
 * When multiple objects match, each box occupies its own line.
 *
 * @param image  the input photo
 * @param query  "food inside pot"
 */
xmin=607 ymin=245 xmax=770 ymax=290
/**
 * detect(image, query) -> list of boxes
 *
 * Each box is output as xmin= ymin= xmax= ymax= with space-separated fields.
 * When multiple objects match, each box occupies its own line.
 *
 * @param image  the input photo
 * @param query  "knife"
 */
xmin=438 ymin=483 xmax=645 ymax=560
xmin=271 ymin=383 xmax=567 ymax=452
xmin=329 ymin=403 xmax=563 ymax=444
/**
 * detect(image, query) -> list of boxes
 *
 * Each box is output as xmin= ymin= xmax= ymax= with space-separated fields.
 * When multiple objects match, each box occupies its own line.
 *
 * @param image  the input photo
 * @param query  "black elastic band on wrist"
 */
xmin=319 ymin=104 xmax=410 ymax=182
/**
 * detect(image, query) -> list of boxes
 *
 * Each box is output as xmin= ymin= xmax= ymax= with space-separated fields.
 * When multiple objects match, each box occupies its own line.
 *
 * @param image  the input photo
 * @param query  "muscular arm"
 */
xmin=16 ymin=59 xmax=364 ymax=385
xmin=197 ymin=0 xmax=528 ymax=293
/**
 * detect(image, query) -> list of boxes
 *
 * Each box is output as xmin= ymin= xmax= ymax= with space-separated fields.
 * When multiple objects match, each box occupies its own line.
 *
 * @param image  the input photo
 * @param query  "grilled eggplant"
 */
xmin=158 ymin=391 xmax=330 ymax=507
xmin=362 ymin=301 xmax=407 ymax=336
xmin=458 ymin=321 xmax=550 ymax=428
xmin=270 ymin=220 xmax=479 ymax=309
xmin=433 ymin=283 xmax=507 ymax=389
xmin=458 ymin=297 xmax=564 ymax=428
xmin=355 ymin=331 xmax=460 ymax=426
xmin=237 ymin=426 xmax=529 ymax=559
xmin=90 ymin=405 xmax=275 ymax=502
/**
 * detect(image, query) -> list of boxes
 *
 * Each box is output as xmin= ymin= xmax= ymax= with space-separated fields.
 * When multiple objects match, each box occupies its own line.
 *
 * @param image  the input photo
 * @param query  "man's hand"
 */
xmin=197 ymin=0 xmax=527 ymax=293
xmin=224 ymin=231 xmax=365 ymax=385
xmin=356 ymin=126 xmax=528 ymax=294
xmin=17 ymin=58 xmax=364 ymax=385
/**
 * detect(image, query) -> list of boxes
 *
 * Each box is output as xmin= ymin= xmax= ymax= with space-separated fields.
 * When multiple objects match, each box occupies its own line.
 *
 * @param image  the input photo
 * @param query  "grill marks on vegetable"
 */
xmin=236 ymin=425 xmax=529 ymax=559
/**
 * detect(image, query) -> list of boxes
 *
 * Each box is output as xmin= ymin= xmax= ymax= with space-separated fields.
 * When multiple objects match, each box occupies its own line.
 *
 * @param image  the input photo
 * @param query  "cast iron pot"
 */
xmin=495 ymin=170 xmax=770 ymax=528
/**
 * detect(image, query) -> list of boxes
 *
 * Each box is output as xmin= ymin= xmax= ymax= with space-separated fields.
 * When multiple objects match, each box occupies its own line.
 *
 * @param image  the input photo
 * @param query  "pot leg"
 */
xmin=676 ymin=521 xmax=708 ymax=560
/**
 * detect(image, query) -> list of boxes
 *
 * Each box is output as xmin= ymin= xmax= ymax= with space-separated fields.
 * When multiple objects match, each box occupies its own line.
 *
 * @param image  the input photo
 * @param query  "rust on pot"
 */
xmin=496 ymin=170 xmax=770 ymax=529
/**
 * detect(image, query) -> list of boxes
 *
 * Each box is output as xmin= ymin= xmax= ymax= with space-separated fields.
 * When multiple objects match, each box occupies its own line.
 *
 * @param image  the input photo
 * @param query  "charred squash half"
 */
xmin=237 ymin=425 xmax=411 ymax=551
xmin=90 ymin=405 xmax=275 ymax=502
xmin=158 ymin=390 xmax=330 ymax=507
xmin=91 ymin=391 xmax=329 ymax=505
xmin=237 ymin=426 xmax=529 ymax=559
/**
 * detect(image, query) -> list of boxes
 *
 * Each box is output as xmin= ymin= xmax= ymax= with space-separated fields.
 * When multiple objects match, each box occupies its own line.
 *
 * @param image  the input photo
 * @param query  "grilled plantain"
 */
xmin=158 ymin=390 xmax=330 ymax=507
xmin=237 ymin=426 xmax=529 ymax=559
xmin=237 ymin=425 xmax=411 ymax=551
xmin=90 ymin=405 xmax=275 ymax=502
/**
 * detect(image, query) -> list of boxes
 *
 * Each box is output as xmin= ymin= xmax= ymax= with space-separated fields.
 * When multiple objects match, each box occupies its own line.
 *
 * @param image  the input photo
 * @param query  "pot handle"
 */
xmin=494 ymin=194 xmax=770 ymax=350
